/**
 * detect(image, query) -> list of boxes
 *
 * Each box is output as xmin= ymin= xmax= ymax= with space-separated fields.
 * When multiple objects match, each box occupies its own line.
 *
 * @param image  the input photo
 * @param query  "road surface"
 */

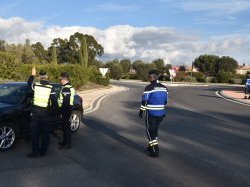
xmin=0 ymin=82 xmax=249 ymax=187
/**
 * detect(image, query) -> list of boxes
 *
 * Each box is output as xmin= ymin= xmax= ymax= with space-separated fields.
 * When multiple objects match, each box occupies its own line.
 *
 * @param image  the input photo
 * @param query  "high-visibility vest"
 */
xmin=58 ymin=84 xmax=75 ymax=107
xmin=33 ymin=83 xmax=53 ymax=108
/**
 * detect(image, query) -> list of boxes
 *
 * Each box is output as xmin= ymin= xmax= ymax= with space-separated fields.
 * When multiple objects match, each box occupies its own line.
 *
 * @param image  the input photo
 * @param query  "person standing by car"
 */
xmin=27 ymin=68 xmax=57 ymax=158
xmin=139 ymin=69 xmax=168 ymax=157
xmin=58 ymin=72 xmax=75 ymax=149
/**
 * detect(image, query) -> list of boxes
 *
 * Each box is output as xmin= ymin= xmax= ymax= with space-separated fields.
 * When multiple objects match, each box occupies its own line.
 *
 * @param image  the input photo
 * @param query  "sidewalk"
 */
xmin=77 ymin=85 xmax=127 ymax=110
xmin=220 ymin=87 xmax=250 ymax=105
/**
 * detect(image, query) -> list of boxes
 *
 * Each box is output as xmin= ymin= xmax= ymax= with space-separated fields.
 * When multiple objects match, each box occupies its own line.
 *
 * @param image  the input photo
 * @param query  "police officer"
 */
xmin=27 ymin=68 xmax=57 ymax=158
xmin=245 ymin=78 xmax=250 ymax=99
xmin=58 ymin=72 xmax=75 ymax=149
xmin=139 ymin=69 xmax=168 ymax=157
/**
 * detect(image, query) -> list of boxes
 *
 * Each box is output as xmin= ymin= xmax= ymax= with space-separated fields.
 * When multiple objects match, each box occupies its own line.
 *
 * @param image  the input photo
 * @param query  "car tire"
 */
xmin=0 ymin=123 xmax=17 ymax=151
xmin=70 ymin=111 xmax=82 ymax=133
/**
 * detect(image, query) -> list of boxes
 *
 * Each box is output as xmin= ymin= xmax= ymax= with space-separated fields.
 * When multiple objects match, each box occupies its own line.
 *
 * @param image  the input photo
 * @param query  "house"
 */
xmin=236 ymin=65 xmax=250 ymax=75
xmin=186 ymin=66 xmax=198 ymax=72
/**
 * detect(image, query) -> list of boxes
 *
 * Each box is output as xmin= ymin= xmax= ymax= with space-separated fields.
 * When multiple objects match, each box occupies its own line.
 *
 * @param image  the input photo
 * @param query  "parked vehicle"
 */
xmin=0 ymin=82 xmax=83 ymax=151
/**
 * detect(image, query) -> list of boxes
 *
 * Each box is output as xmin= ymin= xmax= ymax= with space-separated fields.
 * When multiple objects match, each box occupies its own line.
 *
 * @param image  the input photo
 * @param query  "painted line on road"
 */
xmin=215 ymin=91 xmax=250 ymax=107
xmin=84 ymin=88 xmax=129 ymax=114
xmin=172 ymin=102 xmax=196 ymax=112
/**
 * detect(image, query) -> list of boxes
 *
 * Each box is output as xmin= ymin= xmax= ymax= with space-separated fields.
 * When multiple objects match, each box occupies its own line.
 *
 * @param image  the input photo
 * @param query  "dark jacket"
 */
xmin=60 ymin=82 xmax=73 ymax=114
xmin=27 ymin=75 xmax=57 ymax=115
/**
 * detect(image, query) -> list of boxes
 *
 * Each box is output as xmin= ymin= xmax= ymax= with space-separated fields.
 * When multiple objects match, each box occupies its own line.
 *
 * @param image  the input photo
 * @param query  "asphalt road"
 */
xmin=0 ymin=82 xmax=250 ymax=187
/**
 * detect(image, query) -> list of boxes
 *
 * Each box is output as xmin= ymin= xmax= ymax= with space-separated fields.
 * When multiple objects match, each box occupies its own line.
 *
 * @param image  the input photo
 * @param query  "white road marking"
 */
xmin=84 ymin=88 xmax=129 ymax=114
xmin=172 ymin=102 xmax=196 ymax=112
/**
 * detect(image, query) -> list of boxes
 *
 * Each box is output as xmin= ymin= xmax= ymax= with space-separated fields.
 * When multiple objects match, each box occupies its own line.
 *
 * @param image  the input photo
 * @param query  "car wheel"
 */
xmin=70 ymin=111 xmax=81 ymax=133
xmin=0 ymin=123 xmax=17 ymax=151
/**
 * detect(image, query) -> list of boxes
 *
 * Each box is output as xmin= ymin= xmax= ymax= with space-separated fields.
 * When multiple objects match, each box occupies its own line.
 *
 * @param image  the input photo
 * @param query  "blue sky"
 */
xmin=0 ymin=0 xmax=250 ymax=65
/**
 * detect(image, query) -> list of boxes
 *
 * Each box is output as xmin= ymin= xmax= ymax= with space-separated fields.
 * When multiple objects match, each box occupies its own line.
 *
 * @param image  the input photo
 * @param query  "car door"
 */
xmin=49 ymin=84 xmax=62 ymax=128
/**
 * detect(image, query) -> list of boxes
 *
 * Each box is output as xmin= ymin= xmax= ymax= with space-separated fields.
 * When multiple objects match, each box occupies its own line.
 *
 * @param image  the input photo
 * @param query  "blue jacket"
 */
xmin=140 ymin=80 xmax=168 ymax=117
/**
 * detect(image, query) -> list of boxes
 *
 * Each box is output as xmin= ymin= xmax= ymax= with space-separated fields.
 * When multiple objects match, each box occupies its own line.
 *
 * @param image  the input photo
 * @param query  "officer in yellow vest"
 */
xmin=27 ymin=68 xmax=57 ymax=158
xmin=58 ymin=72 xmax=75 ymax=149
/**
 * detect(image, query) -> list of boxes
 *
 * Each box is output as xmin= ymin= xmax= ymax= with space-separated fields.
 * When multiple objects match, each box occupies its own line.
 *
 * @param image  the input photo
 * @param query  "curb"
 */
xmin=217 ymin=90 xmax=250 ymax=107
xmin=84 ymin=87 xmax=129 ymax=114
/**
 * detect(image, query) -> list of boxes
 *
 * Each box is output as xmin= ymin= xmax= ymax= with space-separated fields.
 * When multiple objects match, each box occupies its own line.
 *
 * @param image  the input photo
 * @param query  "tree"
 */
xmin=179 ymin=65 xmax=186 ymax=72
xmin=69 ymin=32 xmax=104 ymax=64
xmin=89 ymin=60 xmax=105 ymax=68
xmin=6 ymin=42 xmax=39 ymax=64
xmin=31 ymin=42 xmax=48 ymax=64
xmin=49 ymin=38 xmax=75 ymax=64
xmin=137 ymin=63 xmax=156 ymax=81
xmin=193 ymin=54 xmax=219 ymax=77
xmin=152 ymin=58 xmax=165 ymax=72
xmin=217 ymin=56 xmax=238 ymax=73
xmin=165 ymin=64 xmax=172 ymax=70
xmin=51 ymin=46 xmax=58 ymax=64
xmin=104 ymin=59 xmax=119 ymax=69
xmin=80 ymin=37 xmax=88 ymax=67
xmin=110 ymin=63 xmax=123 ymax=80
xmin=120 ymin=59 xmax=131 ymax=74
xmin=0 ymin=40 xmax=6 ymax=51
xmin=132 ymin=60 xmax=144 ymax=72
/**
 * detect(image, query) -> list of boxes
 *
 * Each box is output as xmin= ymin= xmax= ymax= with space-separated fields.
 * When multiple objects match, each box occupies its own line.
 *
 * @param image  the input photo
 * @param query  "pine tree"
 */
xmin=81 ymin=37 xmax=88 ymax=67
xmin=51 ymin=46 xmax=58 ymax=64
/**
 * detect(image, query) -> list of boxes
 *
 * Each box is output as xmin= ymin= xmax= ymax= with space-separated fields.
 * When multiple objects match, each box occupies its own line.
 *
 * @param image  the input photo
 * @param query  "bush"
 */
xmin=210 ymin=77 xmax=218 ymax=83
xmin=88 ymin=66 xmax=110 ymax=86
xmin=229 ymin=78 xmax=242 ymax=84
xmin=192 ymin=72 xmax=206 ymax=82
xmin=0 ymin=52 xmax=19 ymax=80
xmin=216 ymin=71 xmax=231 ymax=83
xmin=110 ymin=64 xmax=123 ymax=80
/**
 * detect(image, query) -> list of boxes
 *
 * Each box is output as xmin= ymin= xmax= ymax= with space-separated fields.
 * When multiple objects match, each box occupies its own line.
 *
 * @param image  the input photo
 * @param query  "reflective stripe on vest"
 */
xmin=33 ymin=83 xmax=52 ymax=108
xmin=58 ymin=85 xmax=75 ymax=107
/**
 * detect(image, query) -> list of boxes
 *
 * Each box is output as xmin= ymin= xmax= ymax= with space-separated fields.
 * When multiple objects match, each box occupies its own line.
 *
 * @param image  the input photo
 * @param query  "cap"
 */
xmin=39 ymin=70 xmax=47 ymax=76
xmin=148 ymin=69 xmax=159 ymax=76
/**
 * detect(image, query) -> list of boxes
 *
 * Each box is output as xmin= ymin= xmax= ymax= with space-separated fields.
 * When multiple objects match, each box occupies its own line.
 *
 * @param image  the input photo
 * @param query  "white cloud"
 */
xmin=85 ymin=2 xmax=139 ymax=12
xmin=0 ymin=17 xmax=250 ymax=65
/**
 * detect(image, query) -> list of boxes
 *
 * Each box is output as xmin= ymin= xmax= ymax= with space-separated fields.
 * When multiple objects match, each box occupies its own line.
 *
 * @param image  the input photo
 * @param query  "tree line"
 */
xmin=0 ymin=32 xmax=247 ymax=84
xmin=0 ymin=32 xmax=103 ymax=66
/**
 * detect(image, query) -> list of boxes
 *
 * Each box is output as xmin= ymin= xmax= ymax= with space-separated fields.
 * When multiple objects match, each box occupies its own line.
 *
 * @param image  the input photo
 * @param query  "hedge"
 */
xmin=0 ymin=62 xmax=110 ymax=88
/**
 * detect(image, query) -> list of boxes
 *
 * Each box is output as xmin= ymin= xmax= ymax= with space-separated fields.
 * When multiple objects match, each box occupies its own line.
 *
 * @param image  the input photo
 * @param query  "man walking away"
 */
xmin=139 ymin=69 xmax=168 ymax=157
xmin=58 ymin=72 xmax=75 ymax=149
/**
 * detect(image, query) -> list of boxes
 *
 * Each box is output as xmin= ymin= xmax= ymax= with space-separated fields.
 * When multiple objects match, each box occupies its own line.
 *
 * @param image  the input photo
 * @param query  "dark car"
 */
xmin=0 ymin=82 xmax=84 ymax=151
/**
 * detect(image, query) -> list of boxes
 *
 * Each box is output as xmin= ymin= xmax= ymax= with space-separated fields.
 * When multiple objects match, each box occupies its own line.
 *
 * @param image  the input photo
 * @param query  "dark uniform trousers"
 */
xmin=30 ymin=107 xmax=51 ymax=155
xmin=61 ymin=109 xmax=72 ymax=146
xmin=145 ymin=113 xmax=163 ymax=155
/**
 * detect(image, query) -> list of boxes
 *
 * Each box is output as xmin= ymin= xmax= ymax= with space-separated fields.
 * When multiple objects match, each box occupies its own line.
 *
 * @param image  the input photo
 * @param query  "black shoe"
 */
xmin=27 ymin=152 xmax=39 ymax=158
xmin=146 ymin=151 xmax=159 ymax=158
xmin=64 ymin=145 xmax=71 ymax=149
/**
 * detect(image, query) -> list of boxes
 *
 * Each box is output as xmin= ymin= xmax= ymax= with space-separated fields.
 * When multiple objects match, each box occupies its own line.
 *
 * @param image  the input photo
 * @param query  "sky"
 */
xmin=0 ymin=0 xmax=250 ymax=65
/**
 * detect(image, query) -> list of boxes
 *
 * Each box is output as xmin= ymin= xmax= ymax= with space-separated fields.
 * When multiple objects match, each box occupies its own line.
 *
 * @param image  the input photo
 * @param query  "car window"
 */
xmin=0 ymin=84 xmax=28 ymax=104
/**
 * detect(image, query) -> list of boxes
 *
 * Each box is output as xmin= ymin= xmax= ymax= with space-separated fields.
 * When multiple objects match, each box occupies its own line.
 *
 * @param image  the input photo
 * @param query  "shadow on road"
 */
xmin=84 ymin=117 xmax=145 ymax=154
